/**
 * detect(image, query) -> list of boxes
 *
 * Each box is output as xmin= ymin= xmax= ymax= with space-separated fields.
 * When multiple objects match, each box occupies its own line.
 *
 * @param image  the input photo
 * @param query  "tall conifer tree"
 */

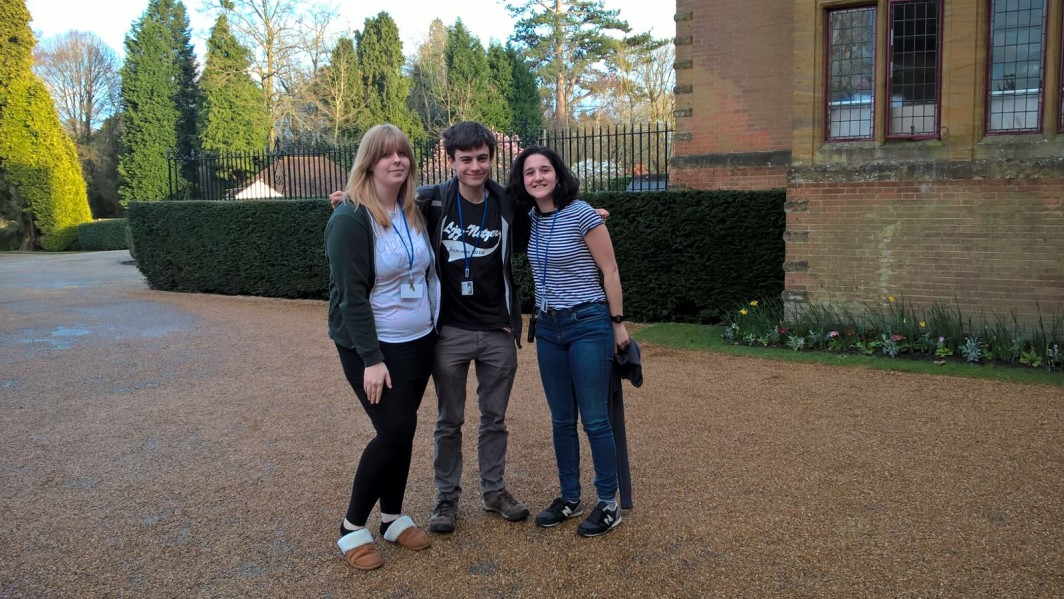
xmin=118 ymin=0 xmax=199 ymax=203
xmin=504 ymin=44 xmax=543 ymax=140
xmin=0 ymin=0 xmax=92 ymax=250
xmin=443 ymin=21 xmax=506 ymax=129
xmin=198 ymin=8 xmax=269 ymax=152
xmin=485 ymin=42 xmax=515 ymax=131
xmin=356 ymin=12 xmax=421 ymax=139
xmin=507 ymin=0 xmax=637 ymax=127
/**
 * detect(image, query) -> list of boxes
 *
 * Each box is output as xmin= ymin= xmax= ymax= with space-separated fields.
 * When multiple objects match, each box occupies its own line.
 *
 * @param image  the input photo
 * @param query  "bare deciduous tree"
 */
xmin=33 ymin=30 xmax=120 ymax=142
xmin=201 ymin=0 xmax=337 ymax=148
xmin=581 ymin=38 xmax=674 ymax=126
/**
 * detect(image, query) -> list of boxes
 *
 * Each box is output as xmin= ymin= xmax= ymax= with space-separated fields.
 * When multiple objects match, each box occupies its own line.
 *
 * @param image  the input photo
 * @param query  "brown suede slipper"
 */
xmin=344 ymin=543 xmax=383 ymax=570
xmin=394 ymin=526 xmax=431 ymax=550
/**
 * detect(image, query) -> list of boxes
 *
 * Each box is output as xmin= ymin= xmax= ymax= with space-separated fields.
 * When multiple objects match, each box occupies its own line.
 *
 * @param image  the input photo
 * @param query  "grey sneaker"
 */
xmin=482 ymin=489 xmax=530 ymax=522
xmin=428 ymin=499 xmax=458 ymax=533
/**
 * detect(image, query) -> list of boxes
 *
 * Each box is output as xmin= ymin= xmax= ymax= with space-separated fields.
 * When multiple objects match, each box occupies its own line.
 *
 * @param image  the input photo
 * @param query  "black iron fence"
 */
xmin=166 ymin=123 xmax=671 ymax=201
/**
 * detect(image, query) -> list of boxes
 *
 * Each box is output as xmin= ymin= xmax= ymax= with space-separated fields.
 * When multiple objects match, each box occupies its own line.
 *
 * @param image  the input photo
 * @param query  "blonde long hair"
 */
xmin=344 ymin=124 xmax=424 ymax=231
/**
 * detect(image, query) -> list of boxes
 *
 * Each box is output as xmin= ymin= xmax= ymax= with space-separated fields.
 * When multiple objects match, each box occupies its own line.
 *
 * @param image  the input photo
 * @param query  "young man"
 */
xmin=416 ymin=122 xmax=531 ymax=532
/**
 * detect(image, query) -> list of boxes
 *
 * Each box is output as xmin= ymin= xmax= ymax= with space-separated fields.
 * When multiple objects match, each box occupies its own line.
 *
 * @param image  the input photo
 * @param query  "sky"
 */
xmin=24 ymin=0 xmax=676 ymax=60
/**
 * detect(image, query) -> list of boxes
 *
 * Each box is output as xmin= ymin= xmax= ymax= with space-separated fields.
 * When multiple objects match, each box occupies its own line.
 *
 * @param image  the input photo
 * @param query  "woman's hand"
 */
xmin=613 ymin=322 xmax=630 ymax=352
xmin=363 ymin=362 xmax=392 ymax=404
xmin=329 ymin=190 xmax=344 ymax=208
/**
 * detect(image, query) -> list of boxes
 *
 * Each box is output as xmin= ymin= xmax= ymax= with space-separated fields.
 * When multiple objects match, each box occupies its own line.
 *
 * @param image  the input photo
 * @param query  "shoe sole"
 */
xmin=482 ymin=504 xmax=530 ymax=522
xmin=534 ymin=508 xmax=584 ymax=528
xmin=576 ymin=515 xmax=623 ymax=538
xmin=427 ymin=521 xmax=456 ymax=533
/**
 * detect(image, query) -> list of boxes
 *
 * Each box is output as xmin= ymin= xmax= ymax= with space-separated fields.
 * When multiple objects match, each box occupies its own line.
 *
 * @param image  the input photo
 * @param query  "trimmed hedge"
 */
xmin=128 ymin=190 xmax=785 ymax=323
xmin=78 ymin=219 xmax=129 ymax=251
xmin=598 ymin=189 xmax=785 ymax=323
xmin=127 ymin=200 xmax=332 ymax=298
xmin=513 ymin=190 xmax=786 ymax=323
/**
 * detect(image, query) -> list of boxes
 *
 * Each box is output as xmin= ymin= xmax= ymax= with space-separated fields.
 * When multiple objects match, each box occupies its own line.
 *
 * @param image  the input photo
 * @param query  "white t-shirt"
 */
xmin=370 ymin=208 xmax=434 ymax=342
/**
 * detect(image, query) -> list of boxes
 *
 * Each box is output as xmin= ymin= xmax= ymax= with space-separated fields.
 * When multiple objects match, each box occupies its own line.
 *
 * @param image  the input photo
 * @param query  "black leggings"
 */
xmin=336 ymin=333 xmax=435 ymax=526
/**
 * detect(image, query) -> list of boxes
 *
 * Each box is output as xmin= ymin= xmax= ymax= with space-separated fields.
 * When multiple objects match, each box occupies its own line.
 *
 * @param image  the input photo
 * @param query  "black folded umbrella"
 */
xmin=608 ymin=339 xmax=642 ymax=510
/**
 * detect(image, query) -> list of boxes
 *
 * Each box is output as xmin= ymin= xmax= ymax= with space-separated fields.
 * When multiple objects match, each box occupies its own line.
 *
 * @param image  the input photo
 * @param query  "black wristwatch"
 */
xmin=610 ymin=314 xmax=624 ymax=323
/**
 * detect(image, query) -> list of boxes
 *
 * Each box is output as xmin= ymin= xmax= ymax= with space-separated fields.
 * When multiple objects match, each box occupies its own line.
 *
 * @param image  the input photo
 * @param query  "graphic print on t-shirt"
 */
xmin=440 ymin=217 xmax=501 ymax=264
xmin=437 ymin=196 xmax=509 ymax=330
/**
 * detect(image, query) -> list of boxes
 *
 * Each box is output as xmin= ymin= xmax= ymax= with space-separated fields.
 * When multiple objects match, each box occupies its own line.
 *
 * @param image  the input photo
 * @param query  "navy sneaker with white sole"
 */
xmin=535 ymin=497 xmax=583 ymax=528
xmin=576 ymin=501 xmax=622 ymax=537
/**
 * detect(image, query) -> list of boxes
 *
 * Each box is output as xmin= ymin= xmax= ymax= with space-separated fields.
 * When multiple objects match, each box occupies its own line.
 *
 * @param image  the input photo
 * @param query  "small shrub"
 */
xmin=1020 ymin=345 xmax=1043 ymax=368
xmin=960 ymin=337 xmax=984 ymax=363
xmin=880 ymin=333 xmax=904 ymax=358
xmin=785 ymin=335 xmax=806 ymax=352
xmin=77 ymin=219 xmax=128 ymax=251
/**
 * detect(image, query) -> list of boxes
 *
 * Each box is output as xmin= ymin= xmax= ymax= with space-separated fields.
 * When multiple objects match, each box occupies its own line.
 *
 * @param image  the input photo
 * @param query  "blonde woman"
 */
xmin=325 ymin=124 xmax=440 ymax=570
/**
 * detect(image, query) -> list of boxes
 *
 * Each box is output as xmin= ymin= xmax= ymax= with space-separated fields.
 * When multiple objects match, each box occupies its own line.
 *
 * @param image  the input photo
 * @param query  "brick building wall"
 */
xmin=674 ymin=0 xmax=1064 ymax=323
xmin=786 ymin=178 xmax=1064 ymax=318
xmin=671 ymin=0 xmax=794 ymax=189
xmin=785 ymin=0 xmax=1064 ymax=322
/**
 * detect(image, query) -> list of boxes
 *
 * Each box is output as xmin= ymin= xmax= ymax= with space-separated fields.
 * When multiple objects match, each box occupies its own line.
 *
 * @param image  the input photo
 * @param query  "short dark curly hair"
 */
xmin=505 ymin=146 xmax=581 ymax=211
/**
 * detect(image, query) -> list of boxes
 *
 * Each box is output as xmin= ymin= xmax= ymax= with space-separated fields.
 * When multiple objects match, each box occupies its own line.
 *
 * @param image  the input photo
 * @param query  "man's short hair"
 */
xmin=442 ymin=121 xmax=497 ymax=160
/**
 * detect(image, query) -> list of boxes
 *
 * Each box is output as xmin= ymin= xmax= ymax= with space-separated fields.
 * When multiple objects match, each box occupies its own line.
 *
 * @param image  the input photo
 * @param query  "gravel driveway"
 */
xmin=1 ymin=251 xmax=1061 ymax=598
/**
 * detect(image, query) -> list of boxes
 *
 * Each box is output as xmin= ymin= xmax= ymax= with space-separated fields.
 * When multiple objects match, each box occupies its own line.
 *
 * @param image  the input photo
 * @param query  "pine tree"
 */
xmin=198 ymin=10 xmax=269 ymax=152
xmin=0 ymin=0 xmax=92 ymax=250
xmin=508 ymin=0 xmax=636 ymax=128
xmin=356 ymin=12 xmax=422 ymax=139
xmin=485 ymin=42 xmax=515 ymax=131
xmin=443 ymin=21 xmax=507 ymax=129
xmin=118 ymin=0 xmax=199 ymax=204
xmin=505 ymin=44 xmax=543 ymax=140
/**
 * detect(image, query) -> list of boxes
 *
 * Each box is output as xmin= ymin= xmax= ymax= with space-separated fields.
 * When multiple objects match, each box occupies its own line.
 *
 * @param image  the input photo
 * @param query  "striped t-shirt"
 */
xmin=529 ymin=200 xmax=606 ymax=310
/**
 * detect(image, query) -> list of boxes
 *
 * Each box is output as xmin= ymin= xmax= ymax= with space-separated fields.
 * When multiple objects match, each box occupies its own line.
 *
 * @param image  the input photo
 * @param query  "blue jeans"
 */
xmin=535 ymin=302 xmax=618 ymax=503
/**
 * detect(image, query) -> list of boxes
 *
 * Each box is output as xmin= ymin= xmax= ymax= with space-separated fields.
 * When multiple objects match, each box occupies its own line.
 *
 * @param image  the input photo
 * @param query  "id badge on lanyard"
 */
xmin=457 ymin=188 xmax=488 ymax=298
xmin=401 ymin=277 xmax=424 ymax=299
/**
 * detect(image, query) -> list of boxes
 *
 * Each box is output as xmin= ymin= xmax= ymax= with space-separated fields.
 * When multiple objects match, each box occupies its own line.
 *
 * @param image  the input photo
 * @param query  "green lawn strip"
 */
xmin=633 ymin=322 xmax=1064 ymax=387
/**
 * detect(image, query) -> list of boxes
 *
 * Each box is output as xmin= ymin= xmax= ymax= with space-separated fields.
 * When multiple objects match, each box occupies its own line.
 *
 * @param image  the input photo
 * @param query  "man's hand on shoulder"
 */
xmin=596 ymin=208 xmax=610 ymax=220
xmin=329 ymin=190 xmax=344 ymax=209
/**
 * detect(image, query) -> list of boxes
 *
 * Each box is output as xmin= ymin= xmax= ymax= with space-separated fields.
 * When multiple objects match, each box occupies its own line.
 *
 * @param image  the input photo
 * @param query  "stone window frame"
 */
xmin=1060 ymin=7 xmax=1064 ymax=133
xmin=985 ymin=0 xmax=1049 ymax=135
xmin=885 ymin=0 xmax=944 ymax=140
xmin=822 ymin=0 xmax=944 ymax=143
xmin=825 ymin=5 xmax=878 ymax=141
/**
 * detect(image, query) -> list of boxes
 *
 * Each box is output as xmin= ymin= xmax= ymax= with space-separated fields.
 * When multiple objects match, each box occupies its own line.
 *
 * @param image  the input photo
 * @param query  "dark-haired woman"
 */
xmin=505 ymin=146 xmax=630 ymax=537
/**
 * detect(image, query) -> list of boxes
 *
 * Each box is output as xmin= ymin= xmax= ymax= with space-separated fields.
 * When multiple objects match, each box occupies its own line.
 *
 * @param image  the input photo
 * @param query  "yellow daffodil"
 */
xmin=749 ymin=300 xmax=758 ymax=307
xmin=919 ymin=321 xmax=926 ymax=328
xmin=888 ymin=296 xmax=896 ymax=303
xmin=740 ymin=308 xmax=748 ymax=316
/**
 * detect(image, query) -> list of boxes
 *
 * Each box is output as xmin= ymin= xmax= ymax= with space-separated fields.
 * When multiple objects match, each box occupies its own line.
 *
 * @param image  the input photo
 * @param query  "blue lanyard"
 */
xmin=455 ymin=188 xmax=489 ymax=279
xmin=533 ymin=208 xmax=558 ymax=311
xmin=395 ymin=201 xmax=416 ymax=288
